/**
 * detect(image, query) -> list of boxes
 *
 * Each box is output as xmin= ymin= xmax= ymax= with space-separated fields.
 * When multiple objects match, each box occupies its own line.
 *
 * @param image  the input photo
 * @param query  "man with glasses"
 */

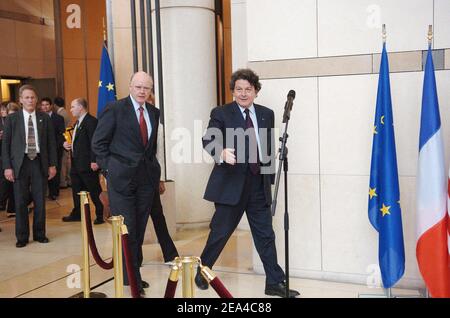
xmin=92 ymin=72 xmax=161 ymax=296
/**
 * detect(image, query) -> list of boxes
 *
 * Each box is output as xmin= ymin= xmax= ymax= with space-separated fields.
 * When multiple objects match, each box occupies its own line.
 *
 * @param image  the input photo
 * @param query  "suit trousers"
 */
xmin=107 ymin=161 xmax=155 ymax=287
xmin=0 ymin=175 xmax=15 ymax=213
xmin=48 ymin=150 xmax=63 ymax=197
xmin=14 ymin=156 xmax=47 ymax=242
xmin=70 ymin=167 xmax=103 ymax=219
xmin=59 ymin=151 xmax=71 ymax=187
xmin=200 ymin=171 xmax=285 ymax=285
xmin=148 ymin=191 xmax=178 ymax=263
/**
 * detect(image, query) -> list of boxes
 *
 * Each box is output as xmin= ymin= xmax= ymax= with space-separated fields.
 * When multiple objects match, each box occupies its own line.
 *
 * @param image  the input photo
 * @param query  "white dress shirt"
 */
xmin=130 ymin=95 xmax=152 ymax=140
xmin=72 ymin=112 xmax=87 ymax=143
xmin=23 ymin=109 xmax=40 ymax=153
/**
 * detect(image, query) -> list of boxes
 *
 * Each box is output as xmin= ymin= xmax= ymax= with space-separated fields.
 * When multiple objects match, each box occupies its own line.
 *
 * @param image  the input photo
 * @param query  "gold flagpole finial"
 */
xmin=427 ymin=25 xmax=433 ymax=45
xmin=102 ymin=17 xmax=107 ymax=43
xmin=382 ymin=24 xmax=387 ymax=43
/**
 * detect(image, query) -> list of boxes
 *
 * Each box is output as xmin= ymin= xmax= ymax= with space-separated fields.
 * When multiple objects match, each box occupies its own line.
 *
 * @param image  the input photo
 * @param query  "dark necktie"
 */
xmin=27 ymin=115 xmax=37 ymax=160
xmin=244 ymin=109 xmax=260 ymax=175
xmin=139 ymin=106 xmax=148 ymax=147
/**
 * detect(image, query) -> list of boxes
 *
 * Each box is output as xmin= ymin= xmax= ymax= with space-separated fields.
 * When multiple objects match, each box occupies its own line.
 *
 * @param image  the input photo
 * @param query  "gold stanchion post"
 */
xmin=72 ymin=192 xmax=106 ymax=298
xmin=176 ymin=256 xmax=198 ymax=298
xmin=110 ymin=216 xmax=124 ymax=298
xmin=80 ymin=191 xmax=91 ymax=298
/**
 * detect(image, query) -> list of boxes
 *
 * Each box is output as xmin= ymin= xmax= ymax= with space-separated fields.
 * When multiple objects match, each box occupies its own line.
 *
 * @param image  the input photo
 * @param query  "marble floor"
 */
xmin=0 ymin=188 xmax=421 ymax=298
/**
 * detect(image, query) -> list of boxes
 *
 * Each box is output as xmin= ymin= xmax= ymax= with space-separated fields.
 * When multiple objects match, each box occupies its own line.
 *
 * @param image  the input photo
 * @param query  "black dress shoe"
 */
xmin=34 ymin=237 xmax=50 ymax=243
xmin=195 ymin=270 xmax=209 ymax=290
xmin=265 ymin=282 xmax=300 ymax=298
xmin=94 ymin=218 xmax=105 ymax=225
xmin=16 ymin=241 xmax=28 ymax=248
xmin=62 ymin=214 xmax=81 ymax=222
xmin=139 ymin=288 xmax=146 ymax=296
xmin=141 ymin=280 xmax=150 ymax=289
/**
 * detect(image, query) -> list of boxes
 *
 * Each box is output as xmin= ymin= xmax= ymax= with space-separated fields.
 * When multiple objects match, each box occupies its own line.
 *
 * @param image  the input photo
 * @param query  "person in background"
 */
xmin=54 ymin=97 xmax=72 ymax=189
xmin=0 ymin=102 xmax=20 ymax=217
xmin=40 ymin=97 xmax=65 ymax=200
xmin=0 ymin=103 xmax=8 ymax=210
xmin=146 ymin=92 xmax=179 ymax=264
xmin=61 ymin=98 xmax=104 ymax=224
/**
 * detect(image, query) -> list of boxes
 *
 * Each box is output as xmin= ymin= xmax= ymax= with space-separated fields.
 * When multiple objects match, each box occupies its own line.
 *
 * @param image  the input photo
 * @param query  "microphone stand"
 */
xmin=271 ymin=99 xmax=293 ymax=298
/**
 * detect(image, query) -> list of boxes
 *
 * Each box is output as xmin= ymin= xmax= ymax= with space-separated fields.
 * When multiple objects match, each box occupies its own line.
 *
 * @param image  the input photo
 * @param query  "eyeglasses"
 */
xmin=132 ymin=85 xmax=152 ymax=91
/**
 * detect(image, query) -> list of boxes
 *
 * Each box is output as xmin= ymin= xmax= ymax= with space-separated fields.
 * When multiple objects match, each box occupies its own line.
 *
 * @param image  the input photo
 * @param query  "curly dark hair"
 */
xmin=229 ymin=68 xmax=261 ymax=92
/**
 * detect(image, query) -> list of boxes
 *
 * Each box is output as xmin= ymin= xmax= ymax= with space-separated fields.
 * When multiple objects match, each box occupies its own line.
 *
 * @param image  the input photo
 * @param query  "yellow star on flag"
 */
xmin=381 ymin=115 xmax=385 ymax=125
xmin=98 ymin=81 xmax=102 ymax=88
xmin=369 ymin=188 xmax=377 ymax=200
xmin=106 ymin=83 xmax=114 ymax=91
xmin=373 ymin=125 xmax=378 ymax=135
xmin=380 ymin=204 xmax=391 ymax=217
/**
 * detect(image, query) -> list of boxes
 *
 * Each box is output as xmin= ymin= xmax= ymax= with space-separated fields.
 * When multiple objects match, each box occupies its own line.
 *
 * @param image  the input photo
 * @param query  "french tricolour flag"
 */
xmin=416 ymin=45 xmax=450 ymax=298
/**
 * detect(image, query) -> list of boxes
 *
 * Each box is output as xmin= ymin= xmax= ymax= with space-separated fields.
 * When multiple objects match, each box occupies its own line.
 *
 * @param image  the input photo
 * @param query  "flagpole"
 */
xmin=103 ymin=17 xmax=107 ymax=43
xmin=427 ymin=24 xmax=433 ymax=46
xmin=425 ymin=24 xmax=432 ymax=299
xmin=422 ymin=25 xmax=433 ymax=299
xmin=421 ymin=24 xmax=432 ymax=300
xmin=361 ymin=25 xmax=394 ymax=299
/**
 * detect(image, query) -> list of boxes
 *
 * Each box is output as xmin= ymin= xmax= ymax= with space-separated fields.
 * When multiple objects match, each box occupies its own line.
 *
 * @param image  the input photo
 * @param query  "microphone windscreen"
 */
xmin=287 ymin=90 xmax=296 ymax=100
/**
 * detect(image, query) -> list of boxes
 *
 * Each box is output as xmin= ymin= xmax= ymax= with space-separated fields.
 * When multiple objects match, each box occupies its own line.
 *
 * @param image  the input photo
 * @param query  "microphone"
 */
xmin=282 ymin=90 xmax=296 ymax=123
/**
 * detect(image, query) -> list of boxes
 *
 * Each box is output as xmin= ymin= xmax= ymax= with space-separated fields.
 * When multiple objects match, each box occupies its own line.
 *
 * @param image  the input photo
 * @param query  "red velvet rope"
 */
xmin=121 ymin=233 xmax=141 ymax=298
xmin=210 ymin=277 xmax=233 ymax=298
xmin=84 ymin=204 xmax=114 ymax=270
xmin=164 ymin=280 xmax=178 ymax=298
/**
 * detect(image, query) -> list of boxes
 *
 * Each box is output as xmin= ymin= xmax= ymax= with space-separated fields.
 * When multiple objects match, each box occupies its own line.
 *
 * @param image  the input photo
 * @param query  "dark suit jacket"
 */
xmin=202 ymin=102 xmax=275 ymax=206
xmin=49 ymin=112 xmax=65 ymax=156
xmin=2 ymin=110 xmax=57 ymax=177
xmin=0 ymin=117 xmax=6 ymax=156
xmin=71 ymin=113 xmax=98 ymax=173
xmin=92 ymin=96 xmax=160 ymax=192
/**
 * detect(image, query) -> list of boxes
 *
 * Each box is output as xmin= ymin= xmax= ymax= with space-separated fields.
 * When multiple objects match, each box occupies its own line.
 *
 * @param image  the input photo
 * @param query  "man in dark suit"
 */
xmin=61 ymin=98 xmax=104 ymax=224
xmin=40 ymin=97 xmax=65 ymax=200
xmin=0 ymin=103 xmax=8 ymax=211
xmin=92 ymin=72 xmax=160 ymax=296
xmin=196 ymin=69 xmax=300 ymax=297
xmin=2 ymin=85 xmax=57 ymax=247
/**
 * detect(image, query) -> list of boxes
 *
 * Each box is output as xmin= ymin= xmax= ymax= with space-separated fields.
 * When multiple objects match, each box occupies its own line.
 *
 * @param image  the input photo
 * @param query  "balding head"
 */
xmin=129 ymin=72 xmax=153 ymax=105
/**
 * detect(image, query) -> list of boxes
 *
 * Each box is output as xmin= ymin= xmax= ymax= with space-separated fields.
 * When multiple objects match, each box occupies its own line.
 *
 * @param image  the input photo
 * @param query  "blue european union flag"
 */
xmin=97 ymin=44 xmax=116 ymax=117
xmin=368 ymin=43 xmax=405 ymax=288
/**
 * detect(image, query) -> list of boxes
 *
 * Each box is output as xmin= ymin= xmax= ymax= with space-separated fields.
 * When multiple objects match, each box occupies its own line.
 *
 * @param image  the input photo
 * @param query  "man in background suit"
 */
xmin=196 ymin=69 xmax=300 ymax=297
xmin=146 ymin=93 xmax=179 ymax=264
xmin=61 ymin=98 xmax=104 ymax=224
xmin=2 ymin=85 xmax=57 ymax=248
xmin=54 ymin=97 xmax=71 ymax=189
xmin=0 ymin=103 xmax=9 ymax=211
xmin=92 ymin=72 xmax=161 ymax=295
xmin=40 ymin=97 xmax=65 ymax=200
